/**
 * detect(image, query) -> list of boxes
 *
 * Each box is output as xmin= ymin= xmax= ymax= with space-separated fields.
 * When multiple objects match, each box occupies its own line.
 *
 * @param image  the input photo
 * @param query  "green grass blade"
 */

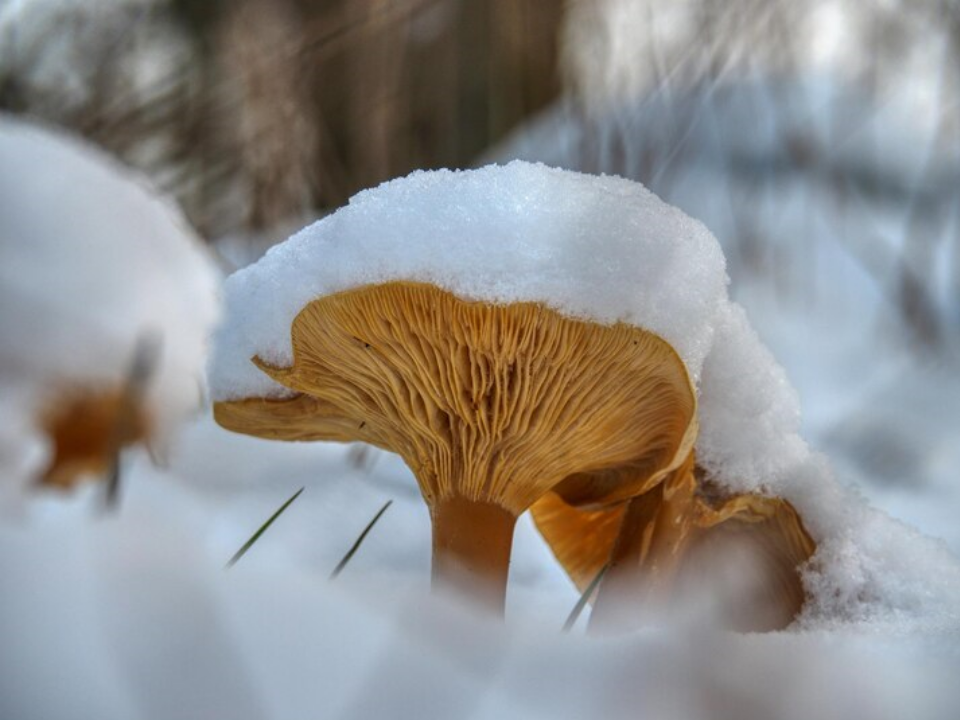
xmin=330 ymin=499 xmax=393 ymax=579
xmin=225 ymin=487 xmax=304 ymax=569
xmin=562 ymin=562 xmax=610 ymax=633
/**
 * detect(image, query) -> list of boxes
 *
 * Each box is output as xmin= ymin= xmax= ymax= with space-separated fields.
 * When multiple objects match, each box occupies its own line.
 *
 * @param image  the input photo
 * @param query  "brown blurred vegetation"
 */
xmin=1 ymin=0 xmax=564 ymax=238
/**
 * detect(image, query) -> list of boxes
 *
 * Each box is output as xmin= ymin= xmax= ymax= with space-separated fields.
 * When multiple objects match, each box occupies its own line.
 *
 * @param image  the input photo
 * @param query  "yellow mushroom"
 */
xmin=531 ymin=455 xmax=816 ymax=631
xmin=37 ymin=385 xmax=149 ymax=490
xmin=214 ymin=280 xmax=698 ymax=613
xmin=33 ymin=336 xmax=157 ymax=492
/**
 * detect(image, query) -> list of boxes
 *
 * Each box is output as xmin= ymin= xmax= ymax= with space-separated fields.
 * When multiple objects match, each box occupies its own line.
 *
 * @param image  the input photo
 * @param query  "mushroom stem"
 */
xmin=589 ymin=478 xmax=698 ymax=632
xmin=430 ymin=497 xmax=518 ymax=615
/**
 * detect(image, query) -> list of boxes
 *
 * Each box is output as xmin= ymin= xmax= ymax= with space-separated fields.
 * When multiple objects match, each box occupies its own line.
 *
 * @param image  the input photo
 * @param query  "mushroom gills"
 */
xmin=215 ymin=281 xmax=699 ymax=614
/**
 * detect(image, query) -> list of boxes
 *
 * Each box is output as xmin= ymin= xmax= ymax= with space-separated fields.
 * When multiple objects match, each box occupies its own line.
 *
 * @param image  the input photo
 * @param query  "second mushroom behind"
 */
xmin=532 ymin=456 xmax=816 ymax=632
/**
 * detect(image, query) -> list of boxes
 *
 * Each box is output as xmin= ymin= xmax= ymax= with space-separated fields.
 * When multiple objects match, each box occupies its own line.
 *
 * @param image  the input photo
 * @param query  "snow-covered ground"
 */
xmin=4 ymin=425 xmax=960 ymax=720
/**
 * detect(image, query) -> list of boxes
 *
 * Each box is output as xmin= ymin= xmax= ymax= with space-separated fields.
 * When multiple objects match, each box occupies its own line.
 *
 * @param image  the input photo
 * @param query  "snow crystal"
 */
xmin=0 ymin=115 xmax=220 ymax=493
xmin=209 ymin=161 xmax=728 ymax=401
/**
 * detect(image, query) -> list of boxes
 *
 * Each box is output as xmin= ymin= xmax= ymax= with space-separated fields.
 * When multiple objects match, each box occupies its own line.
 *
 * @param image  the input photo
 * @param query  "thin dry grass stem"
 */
xmin=330 ymin=499 xmax=393 ymax=579
xmin=216 ymin=0 xmax=318 ymax=231
xmin=347 ymin=445 xmax=380 ymax=472
xmin=104 ymin=334 xmax=161 ymax=509
xmin=562 ymin=562 xmax=609 ymax=633
xmin=226 ymin=487 xmax=305 ymax=569
xmin=3 ymin=0 xmax=564 ymax=238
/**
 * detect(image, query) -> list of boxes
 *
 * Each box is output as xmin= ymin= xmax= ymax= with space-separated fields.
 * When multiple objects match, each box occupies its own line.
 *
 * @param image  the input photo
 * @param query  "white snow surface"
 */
xmin=209 ymin=161 xmax=728 ymax=401
xmin=2 ymin=430 xmax=960 ymax=720
xmin=0 ymin=115 xmax=220 ymax=497
xmin=696 ymin=302 xmax=807 ymax=491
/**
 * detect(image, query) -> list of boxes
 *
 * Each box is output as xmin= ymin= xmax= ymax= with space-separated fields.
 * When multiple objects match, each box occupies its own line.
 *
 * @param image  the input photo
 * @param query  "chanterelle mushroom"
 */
xmin=216 ymin=281 xmax=698 ymax=611
xmin=38 ymin=385 xmax=150 ymax=489
xmin=208 ymin=161 xmax=808 ymax=615
xmin=532 ymin=455 xmax=815 ymax=631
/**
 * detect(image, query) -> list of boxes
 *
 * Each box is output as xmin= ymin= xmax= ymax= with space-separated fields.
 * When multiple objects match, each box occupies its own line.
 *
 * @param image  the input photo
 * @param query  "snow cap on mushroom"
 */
xmin=209 ymin=161 xmax=729 ymax=402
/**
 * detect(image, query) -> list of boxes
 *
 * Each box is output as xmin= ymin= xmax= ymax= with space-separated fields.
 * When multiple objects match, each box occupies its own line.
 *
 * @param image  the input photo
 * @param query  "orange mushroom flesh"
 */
xmin=38 ymin=387 xmax=149 ymax=489
xmin=531 ymin=455 xmax=815 ymax=631
xmin=214 ymin=281 xmax=698 ymax=613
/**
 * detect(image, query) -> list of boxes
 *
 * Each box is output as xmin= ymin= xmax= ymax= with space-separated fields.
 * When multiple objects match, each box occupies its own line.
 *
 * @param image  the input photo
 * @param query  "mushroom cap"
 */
xmin=531 ymin=458 xmax=815 ymax=628
xmin=529 ymin=493 xmax=627 ymax=591
xmin=679 ymin=492 xmax=816 ymax=631
xmin=214 ymin=281 xmax=697 ymax=514
xmin=214 ymin=394 xmax=373 ymax=444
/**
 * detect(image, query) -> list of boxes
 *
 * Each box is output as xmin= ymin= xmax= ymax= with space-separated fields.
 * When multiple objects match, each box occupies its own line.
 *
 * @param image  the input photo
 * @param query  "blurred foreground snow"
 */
xmin=3 ymin=427 xmax=960 ymax=720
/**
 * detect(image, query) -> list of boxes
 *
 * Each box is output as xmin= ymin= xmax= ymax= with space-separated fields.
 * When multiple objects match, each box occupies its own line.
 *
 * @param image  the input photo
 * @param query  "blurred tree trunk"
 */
xmin=303 ymin=0 xmax=564 ymax=207
xmin=216 ymin=0 xmax=319 ymax=231
xmin=1 ymin=0 xmax=564 ymax=238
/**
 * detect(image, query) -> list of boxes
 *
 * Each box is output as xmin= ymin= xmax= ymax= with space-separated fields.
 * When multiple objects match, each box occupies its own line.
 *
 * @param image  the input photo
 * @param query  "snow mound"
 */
xmin=0 ymin=115 xmax=220 ymax=495
xmin=208 ymin=161 xmax=728 ymax=401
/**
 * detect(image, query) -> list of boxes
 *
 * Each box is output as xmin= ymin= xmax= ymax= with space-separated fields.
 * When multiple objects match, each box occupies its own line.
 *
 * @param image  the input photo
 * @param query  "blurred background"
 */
xmin=2 ymin=0 xmax=959 ymax=550
xmin=0 ymin=0 xmax=565 ymax=242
